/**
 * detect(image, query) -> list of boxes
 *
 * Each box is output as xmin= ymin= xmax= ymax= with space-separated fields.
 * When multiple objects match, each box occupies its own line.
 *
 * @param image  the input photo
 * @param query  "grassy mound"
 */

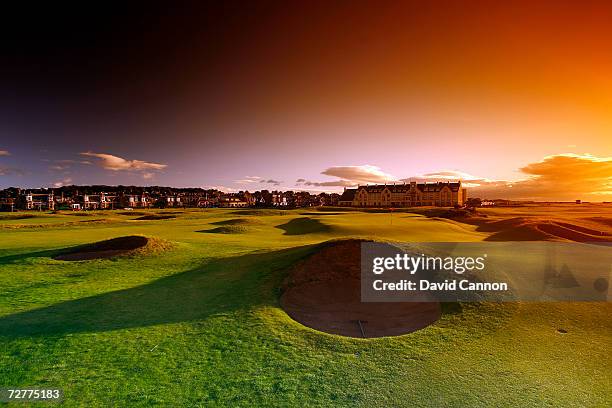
xmin=481 ymin=217 xmax=611 ymax=242
xmin=0 ymin=213 xmax=38 ymax=220
xmin=275 ymin=217 xmax=332 ymax=235
xmin=201 ymin=218 xmax=263 ymax=233
xmin=118 ymin=211 xmax=148 ymax=216
xmin=412 ymin=207 xmax=487 ymax=219
xmin=134 ymin=214 xmax=176 ymax=220
xmin=211 ymin=218 xmax=261 ymax=226
xmin=537 ymin=222 xmax=610 ymax=242
xmin=202 ymin=226 xmax=249 ymax=234
xmin=54 ymin=236 xmax=171 ymax=261
xmin=584 ymin=216 xmax=612 ymax=228
xmin=485 ymin=223 xmax=556 ymax=241
xmin=232 ymin=209 xmax=288 ymax=216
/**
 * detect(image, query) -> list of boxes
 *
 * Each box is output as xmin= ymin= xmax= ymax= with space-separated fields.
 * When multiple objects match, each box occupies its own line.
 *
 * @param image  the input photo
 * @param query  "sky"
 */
xmin=0 ymin=1 xmax=611 ymax=200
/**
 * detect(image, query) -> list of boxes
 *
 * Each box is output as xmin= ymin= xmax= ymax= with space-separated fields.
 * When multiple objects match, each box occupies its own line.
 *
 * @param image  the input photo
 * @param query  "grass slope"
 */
xmin=0 ymin=206 xmax=610 ymax=407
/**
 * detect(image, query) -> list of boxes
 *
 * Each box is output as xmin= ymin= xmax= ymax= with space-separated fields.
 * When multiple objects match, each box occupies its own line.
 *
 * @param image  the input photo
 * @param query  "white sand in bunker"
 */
xmin=281 ymin=240 xmax=441 ymax=338
xmin=54 ymin=235 xmax=150 ymax=261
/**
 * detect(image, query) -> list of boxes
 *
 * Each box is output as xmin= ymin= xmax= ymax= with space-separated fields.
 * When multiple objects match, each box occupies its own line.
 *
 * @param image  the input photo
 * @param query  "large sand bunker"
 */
xmin=54 ymin=236 xmax=150 ymax=261
xmin=281 ymin=240 xmax=441 ymax=338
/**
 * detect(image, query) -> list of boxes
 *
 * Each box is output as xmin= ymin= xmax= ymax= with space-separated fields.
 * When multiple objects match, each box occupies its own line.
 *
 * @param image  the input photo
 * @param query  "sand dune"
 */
xmin=474 ymin=216 xmax=611 ymax=242
xmin=419 ymin=205 xmax=612 ymax=243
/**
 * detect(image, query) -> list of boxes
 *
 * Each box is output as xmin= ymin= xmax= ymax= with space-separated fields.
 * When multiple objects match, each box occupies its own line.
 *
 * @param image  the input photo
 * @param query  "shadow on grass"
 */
xmin=0 ymin=249 xmax=65 ymax=264
xmin=275 ymin=217 xmax=331 ymax=235
xmin=0 ymin=245 xmax=317 ymax=338
xmin=0 ymin=237 xmax=148 ymax=264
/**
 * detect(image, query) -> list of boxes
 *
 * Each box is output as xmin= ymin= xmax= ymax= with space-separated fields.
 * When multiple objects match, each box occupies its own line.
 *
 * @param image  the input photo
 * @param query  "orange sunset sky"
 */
xmin=0 ymin=1 xmax=610 ymax=200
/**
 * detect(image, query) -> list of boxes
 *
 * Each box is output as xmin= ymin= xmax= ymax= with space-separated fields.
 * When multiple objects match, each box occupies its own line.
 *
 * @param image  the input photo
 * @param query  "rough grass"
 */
xmin=0 ymin=205 xmax=610 ymax=406
xmin=0 ymin=219 xmax=119 ymax=229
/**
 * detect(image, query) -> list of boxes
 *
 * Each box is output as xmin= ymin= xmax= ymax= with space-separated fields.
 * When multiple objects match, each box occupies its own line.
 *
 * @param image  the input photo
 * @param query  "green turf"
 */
xmin=0 ymin=208 xmax=610 ymax=407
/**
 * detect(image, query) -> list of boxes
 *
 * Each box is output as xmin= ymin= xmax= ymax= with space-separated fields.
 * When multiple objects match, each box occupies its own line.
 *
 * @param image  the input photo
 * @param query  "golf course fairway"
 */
xmin=0 ymin=206 xmax=610 ymax=406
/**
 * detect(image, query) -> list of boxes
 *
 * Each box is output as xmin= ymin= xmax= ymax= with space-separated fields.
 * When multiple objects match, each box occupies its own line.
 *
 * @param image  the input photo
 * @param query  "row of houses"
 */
xmin=5 ymin=191 xmax=158 ymax=211
xmin=1 ymin=182 xmax=471 ymax=211
xmin=0 ymin=187 xmax=341 ymax=211
xmin=194 ymin=190 xmax=337 ymax=208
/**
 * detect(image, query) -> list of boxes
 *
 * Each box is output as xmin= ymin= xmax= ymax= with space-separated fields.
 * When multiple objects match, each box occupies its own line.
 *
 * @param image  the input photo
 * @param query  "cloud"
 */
xmin=404 ymin=153 xmax=611 ymax=201
xmin=260 ymin=179 xmax=281 ymax=186
xmin=48 ymin=159 xmax=95 ymax=172
xmin=235 ymin=176 xmax=261 ymax=184
xmin=203 ymin=185 xmax=238 ymax=193
xmin=49 ymin=165 xmax=67 ymax=171
xmin=305 ymin=153 xmax=610 ymax=200
xmin=53 ymin=178 xmax=73 ymax=188
xmin=303 ymin=179 xmax=357 ymax=187
xmin=301 ymin=165 xmax=396 ymax=189
xmin=467 ymin=153 xmax=611 ymax=200
xmin=80 ymin=152 xmax=167 ymax=172
xmin=0 ymin=166 xmax=24 ymax=176
xmin=49 ymin=160 xmax=75 ymax=171
xmin=402 ymin=170 xmax=500 ymax=188
xmin=321 ymin=165 xmax=395 ymax=184
xmin=505 ymin=153 xmax=611 ymax=199
xmin=142 ymin=172 xmax=154 ymax=180
xmin=415 ymin=170 xmax=482 ymax=181
xmin=0 ymin=150 xmax=9 ymax=156
xmin=235 ymin=176 xmax=281 ymax=186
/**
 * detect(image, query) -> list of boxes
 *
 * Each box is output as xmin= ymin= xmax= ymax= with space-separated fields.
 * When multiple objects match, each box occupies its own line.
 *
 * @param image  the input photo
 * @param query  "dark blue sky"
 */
xmin=1 ymin=1 xmax=611 ymax=200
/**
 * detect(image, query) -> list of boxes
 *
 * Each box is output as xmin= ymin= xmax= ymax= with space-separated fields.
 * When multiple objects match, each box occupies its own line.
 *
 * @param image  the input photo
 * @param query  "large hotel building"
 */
xmin=338 ymin=181 xmax=466 ymax=207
